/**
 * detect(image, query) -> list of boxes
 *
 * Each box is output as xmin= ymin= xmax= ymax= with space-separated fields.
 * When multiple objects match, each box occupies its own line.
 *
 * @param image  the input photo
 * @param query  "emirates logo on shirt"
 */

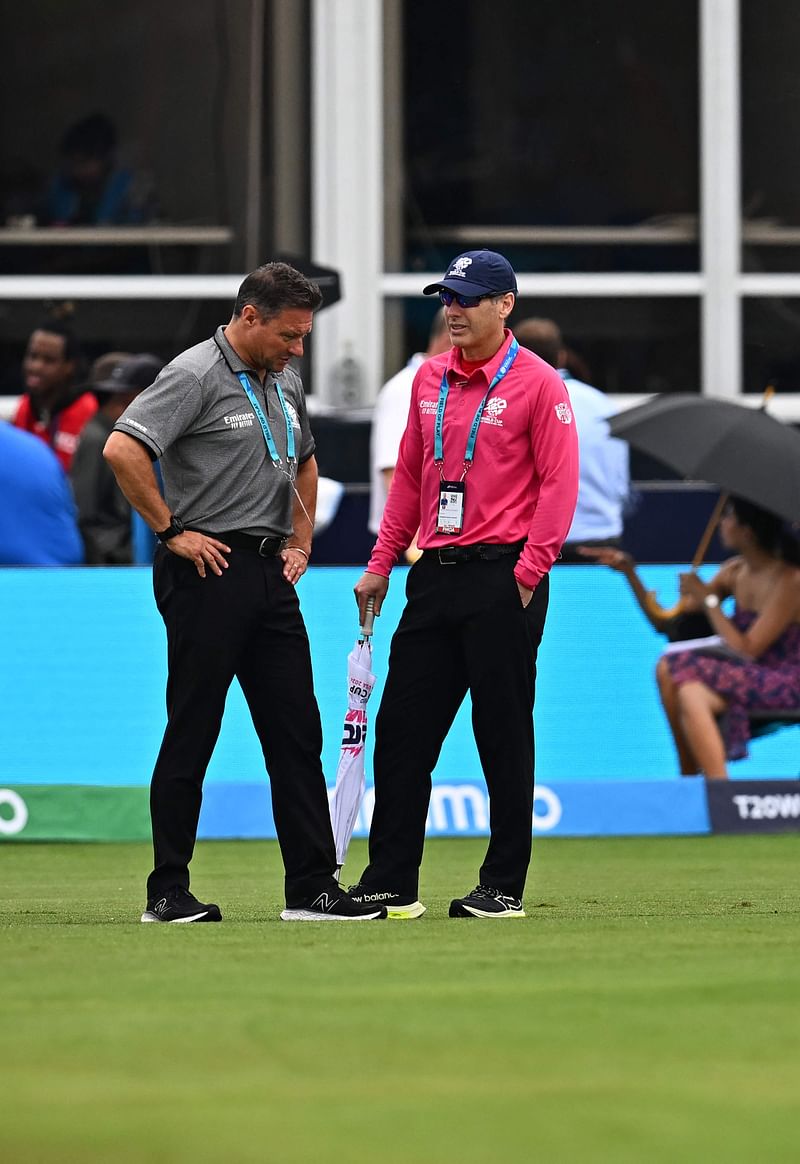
xmin=224 ymin=412 xmax=255 ymax=430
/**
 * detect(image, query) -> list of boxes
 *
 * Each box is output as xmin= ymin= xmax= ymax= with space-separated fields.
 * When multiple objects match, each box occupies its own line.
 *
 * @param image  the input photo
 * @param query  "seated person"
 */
xmin=71 ymin=352 xmax=164 ymax=564
xmin=655 ymin=498 xmax=800 ymax=779
xmin=44 ymin=113 xmax=156 ymax=226
xmin=0 ymin=422 xmax=83 ymax=565
xmin=13 ymin=317 xmax=97 ymax=472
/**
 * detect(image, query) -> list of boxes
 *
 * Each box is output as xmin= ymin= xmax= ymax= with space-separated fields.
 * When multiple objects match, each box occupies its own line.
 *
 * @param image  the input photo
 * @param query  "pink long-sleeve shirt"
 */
xmin=367 ymin=330 xmax=580 ymax=591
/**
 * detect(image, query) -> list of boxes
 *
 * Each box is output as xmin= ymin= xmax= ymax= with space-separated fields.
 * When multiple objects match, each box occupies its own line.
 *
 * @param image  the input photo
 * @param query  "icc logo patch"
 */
xmin=554 ymin=402 xmax=573 ymax=424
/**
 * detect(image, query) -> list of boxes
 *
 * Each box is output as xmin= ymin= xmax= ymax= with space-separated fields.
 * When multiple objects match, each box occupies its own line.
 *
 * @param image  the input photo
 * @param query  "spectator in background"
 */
xmin=515 ymin=317 xmax=631 ymax=562
xmin=0 ymin=422 xmax=83 ymax=565
xmin=369 ymin=308 xmax=450 ymax=560
xmin=657 ymin=498 xmax=800 ymax=779
xmin=13 ymin=315 xmax=96 ymax=472
xmin=71 ymin=352 xmax=163 ymax=564
xmin=45 ymin=113 xmax=156 ymax=226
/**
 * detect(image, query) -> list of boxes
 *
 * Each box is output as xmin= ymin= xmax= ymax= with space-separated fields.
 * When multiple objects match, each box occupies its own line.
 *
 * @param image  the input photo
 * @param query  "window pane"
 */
xmin=511 ymin=297 xmax=700 ymax=396
xmin=741 ymin=1 xmax=800 ymax=273
xmin=0 ymin=0 xmax=262 ymax=275
xmin=398 ymin=0 xmax=699 ymax=274
xmin=0 ymin=295 xmax=337 ymax=409
xmin=383 ymin=294 xmax=700 ymax=397
xmin=743 ymin=298 xmax=800 ymax=395
xmin=0 ymin=299 xmax=232 ymax=401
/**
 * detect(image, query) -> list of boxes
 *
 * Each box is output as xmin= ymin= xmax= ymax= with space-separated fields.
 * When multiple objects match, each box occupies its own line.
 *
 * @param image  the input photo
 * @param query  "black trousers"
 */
xmin=148 ymin=545 xmax=336 ymax=904
xmin=361 ymin=553 xmax=550 ymax=900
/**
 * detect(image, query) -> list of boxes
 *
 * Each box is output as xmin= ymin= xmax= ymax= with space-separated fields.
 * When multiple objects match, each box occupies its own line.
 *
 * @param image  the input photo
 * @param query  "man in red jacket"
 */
xmin=350 ymin=250 xmax=579 ymax=920
xmin=13 ymin=319 xmax=97 ymax=472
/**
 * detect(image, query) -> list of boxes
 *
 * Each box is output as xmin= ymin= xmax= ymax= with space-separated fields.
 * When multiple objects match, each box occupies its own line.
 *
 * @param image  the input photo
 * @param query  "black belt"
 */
xmin=215 ymin=531 xmax=286 ymax=557
xmin=425 ymin=541 xmax=525 ymax=566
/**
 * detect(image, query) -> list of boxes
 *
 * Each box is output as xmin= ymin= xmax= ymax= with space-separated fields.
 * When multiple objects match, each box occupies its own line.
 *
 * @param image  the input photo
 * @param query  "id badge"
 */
xmin=436 ymin=480 xmax=465 ymax=535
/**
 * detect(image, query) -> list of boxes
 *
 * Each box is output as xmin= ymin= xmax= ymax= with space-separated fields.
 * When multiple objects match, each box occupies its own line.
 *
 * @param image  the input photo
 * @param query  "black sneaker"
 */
xmin=347 ymin=883 xmax=426 ymax=919
xmin=141 ymin=886 xmax=222 ymax=924
xmin=280 ymin=884 xmax=387 ymax=922
xmin=449 ymin=885 xmax=525 ymax=918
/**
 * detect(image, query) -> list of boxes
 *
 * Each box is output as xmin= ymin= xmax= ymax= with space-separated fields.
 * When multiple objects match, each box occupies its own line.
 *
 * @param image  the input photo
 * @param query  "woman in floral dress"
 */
xmin=656 ymin=498 xmax=800 ymax=779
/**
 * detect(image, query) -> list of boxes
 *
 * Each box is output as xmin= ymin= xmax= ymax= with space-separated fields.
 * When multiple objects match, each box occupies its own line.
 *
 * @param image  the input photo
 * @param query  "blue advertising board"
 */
xmin=0 ymin=565 xmax=797 ymax=840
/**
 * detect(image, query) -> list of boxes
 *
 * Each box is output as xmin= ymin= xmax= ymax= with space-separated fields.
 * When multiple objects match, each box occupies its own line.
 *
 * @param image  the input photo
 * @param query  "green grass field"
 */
xmin=3 ymin=834 xmax=800 ymax=1163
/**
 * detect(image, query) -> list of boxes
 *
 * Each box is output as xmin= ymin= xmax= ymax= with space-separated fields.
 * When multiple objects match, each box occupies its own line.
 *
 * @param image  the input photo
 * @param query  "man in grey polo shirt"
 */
xmin=104 ymin=261 xmax=386 ymax=923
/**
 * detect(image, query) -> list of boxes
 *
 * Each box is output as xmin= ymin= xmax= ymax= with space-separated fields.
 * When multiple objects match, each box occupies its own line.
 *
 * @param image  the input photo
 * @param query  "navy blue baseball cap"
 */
xmin=423 ymin=249 xmax=518 ymax=298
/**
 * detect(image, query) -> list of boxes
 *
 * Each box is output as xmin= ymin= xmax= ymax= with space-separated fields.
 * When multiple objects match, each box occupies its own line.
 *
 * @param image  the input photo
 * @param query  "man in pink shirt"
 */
xmin=349 ymin=250 xmax=579 ymax=920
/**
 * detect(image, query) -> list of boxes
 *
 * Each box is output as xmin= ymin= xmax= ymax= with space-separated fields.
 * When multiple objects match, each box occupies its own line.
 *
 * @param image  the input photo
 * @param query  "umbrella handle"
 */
xmin=690 ymin=492 xmax=728 ymax=569
xmin=644 ymin=590 xmax=686 ymax=621
xmin=359 ymin=596 xmax=375 ymax=639
xmin=643 ymin=491 xmax=730 ymax=621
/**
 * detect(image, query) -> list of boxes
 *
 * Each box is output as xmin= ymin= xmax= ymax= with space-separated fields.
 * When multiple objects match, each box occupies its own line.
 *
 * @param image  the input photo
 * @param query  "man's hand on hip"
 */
xmin=167 ymin=531 xmax=230 ymax=578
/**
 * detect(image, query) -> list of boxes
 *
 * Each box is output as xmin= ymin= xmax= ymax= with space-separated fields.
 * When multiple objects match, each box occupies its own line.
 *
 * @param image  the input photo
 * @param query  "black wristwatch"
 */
xmin=156 ymin=515 xmax=185 ymax=543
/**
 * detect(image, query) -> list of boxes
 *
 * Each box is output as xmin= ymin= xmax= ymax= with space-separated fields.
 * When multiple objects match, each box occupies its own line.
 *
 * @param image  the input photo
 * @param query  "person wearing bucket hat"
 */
xmin=350 ymin=250 xmax=579 ymax=920
xmin=71 ymin=352 xmax=164 ymax=564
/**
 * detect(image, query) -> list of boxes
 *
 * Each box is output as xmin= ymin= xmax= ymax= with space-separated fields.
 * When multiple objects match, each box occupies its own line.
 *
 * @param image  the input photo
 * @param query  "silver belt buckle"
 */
xmin=438 ymin=548 xmax=456 ymax=566
xmin=258 ymin=537 xmax=274 ymax=557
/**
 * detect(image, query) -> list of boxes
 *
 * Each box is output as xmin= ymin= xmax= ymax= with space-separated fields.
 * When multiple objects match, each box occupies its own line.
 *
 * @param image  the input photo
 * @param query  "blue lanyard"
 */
xmin=237 ymin=372 xmax=296 ymax=464
xmin=433 ymin=338 xmax=519 ymax=472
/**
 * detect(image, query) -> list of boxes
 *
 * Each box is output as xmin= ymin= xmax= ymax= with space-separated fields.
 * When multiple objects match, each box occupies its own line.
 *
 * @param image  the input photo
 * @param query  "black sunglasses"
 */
xmin=438 ymin=289 xmax=503 ymax=309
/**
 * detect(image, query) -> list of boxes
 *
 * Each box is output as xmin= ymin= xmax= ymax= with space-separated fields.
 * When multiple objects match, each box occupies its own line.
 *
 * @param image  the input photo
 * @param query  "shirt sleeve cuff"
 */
xmin=514 ymin=560 xmax=544 ymax=590
xmin=366 ymin=550 xmax=394 ymax=577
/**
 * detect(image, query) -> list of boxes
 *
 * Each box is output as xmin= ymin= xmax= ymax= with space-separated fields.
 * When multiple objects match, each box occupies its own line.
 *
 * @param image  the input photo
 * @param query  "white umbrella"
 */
xmin=330 ymin=599 xmax=376 ymax=876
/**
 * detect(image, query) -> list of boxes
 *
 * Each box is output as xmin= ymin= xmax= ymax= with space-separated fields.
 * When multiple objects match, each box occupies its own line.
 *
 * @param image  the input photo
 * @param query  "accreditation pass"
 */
xmin=436 ymin=480 xmax=465 ymax=535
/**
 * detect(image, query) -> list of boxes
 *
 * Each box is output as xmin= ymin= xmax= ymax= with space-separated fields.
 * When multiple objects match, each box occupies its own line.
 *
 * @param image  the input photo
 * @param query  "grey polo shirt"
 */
xmin=113 ymin=326 xmax=315 ymax=537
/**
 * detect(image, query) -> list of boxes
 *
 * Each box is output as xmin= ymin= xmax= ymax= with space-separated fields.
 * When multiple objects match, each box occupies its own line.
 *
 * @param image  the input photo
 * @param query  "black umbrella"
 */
xmin=609 ymin=394 xmax=800 ymax=524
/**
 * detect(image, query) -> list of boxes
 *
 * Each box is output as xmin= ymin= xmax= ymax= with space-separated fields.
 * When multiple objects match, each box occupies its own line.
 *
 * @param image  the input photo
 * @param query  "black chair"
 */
xmin=747 ymin=708 xmax=800 ymax=741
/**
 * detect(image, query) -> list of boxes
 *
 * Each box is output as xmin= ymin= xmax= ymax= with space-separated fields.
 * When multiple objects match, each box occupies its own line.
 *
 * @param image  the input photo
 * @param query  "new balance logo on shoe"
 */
xmin=141 ymin=886 xmax=222 ymax=924
xmin=280 ymin=884 xmax=387 ymax=922
xmin=347 ymin=884 xmax=426 ymax=919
